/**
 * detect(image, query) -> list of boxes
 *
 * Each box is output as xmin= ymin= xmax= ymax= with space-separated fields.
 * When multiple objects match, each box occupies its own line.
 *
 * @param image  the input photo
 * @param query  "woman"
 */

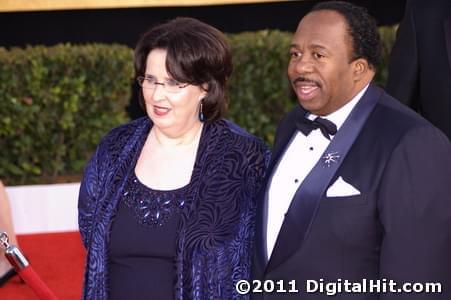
xmin=0 ymin=180 xmax=19 ymax=287
xmin=78 ymin=17 xmax=269 ymax=299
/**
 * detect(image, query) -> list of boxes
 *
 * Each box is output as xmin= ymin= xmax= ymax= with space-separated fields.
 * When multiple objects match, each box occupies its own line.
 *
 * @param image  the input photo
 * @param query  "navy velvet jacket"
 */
xmin=78 ymin=117 xmax=269 ymax=299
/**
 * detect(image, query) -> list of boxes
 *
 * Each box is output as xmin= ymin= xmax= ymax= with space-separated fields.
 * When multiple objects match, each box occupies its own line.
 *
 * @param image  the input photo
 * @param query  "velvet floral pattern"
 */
xmin=78 ymin=117 xmax=269 ymax=299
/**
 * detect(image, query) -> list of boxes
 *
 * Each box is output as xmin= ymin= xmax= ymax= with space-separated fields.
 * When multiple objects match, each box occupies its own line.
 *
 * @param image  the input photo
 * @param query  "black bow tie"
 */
xmin=295 ymin=116 xmax=337 ymax=140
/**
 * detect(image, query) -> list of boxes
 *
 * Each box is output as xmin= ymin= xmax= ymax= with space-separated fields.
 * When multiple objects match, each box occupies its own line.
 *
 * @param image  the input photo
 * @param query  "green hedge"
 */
xmin=0 ymin=27 xmax=396 ymax=185
xmin=227 ymin=30 xmax=294 ymax=144
xmin=0 ymin=44 xmax=134 ymax=184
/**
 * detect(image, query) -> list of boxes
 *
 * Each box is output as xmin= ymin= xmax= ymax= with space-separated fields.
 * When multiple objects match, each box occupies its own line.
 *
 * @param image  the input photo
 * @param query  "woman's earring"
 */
xmin=199 ymin=100 xmax=205 ymax=122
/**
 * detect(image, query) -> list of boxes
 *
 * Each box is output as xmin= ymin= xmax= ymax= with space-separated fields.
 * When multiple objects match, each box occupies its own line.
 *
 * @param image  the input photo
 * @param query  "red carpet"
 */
xmin=0 ymin=232 xmax=86 ymax=300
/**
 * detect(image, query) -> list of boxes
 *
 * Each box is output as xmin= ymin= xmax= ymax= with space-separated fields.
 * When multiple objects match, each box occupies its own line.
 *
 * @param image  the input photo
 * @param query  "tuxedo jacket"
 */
xmin=386 ymin=0 xmax=451 ymax=140
xmin=253 ymin=84 xmax=451 ymax=299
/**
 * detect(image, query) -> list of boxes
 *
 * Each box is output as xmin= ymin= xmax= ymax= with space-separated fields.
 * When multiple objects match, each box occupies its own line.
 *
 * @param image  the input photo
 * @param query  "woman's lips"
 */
xmin=153 ymin=105 xmax=171 ymax=116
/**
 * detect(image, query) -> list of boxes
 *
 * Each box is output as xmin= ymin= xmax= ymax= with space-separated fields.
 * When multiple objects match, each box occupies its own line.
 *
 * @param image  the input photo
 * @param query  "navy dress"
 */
xmin=108 ymin=169 xmax=197 ymax=299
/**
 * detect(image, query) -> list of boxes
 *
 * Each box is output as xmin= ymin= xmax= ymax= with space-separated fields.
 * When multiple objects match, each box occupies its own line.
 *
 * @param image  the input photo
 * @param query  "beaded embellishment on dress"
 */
xmin=122 ymin=172 xmax=189 ymax=227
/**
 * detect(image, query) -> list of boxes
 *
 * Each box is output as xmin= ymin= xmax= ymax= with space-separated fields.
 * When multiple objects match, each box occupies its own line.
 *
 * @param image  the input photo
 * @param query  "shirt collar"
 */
xmin=307 ymin=84 xmax=370 ymax=131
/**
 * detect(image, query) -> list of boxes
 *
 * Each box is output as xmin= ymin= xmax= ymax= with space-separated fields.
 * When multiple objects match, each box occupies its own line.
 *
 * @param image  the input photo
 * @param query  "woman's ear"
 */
xmin=199 ymin=83 xmax=209 ymax=101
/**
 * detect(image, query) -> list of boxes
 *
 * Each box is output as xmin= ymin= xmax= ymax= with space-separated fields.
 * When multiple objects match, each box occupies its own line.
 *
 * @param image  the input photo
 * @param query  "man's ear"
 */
xmin=352 ymin=58 xmax=370 ymax=81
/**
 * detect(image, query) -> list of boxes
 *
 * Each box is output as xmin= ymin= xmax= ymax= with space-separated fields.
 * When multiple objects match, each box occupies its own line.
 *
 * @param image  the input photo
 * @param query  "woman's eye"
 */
xmin=166 ymin=79 xmax=182 ymax=87
xmin=145 ymin=76 xmax=157 ymax=84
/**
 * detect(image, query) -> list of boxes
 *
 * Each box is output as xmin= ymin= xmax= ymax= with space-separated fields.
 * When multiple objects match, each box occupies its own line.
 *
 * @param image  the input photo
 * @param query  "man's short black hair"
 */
xmin=312 ymin=1 xmax=382 ymax=69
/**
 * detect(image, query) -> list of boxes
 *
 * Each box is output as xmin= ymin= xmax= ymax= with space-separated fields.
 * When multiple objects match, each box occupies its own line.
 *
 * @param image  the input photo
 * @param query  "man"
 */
xmin=253 ymin=2 xmax=451 ymax=299
xmin=386 ymin=0 xmax=451 ymax=140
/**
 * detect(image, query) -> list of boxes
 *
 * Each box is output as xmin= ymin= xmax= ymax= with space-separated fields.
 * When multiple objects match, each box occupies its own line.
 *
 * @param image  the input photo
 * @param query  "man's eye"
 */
xmin=290 ymin=51 xmax=301 ymax=59
xmin=313 ymin=52 xmax=324 ymax=59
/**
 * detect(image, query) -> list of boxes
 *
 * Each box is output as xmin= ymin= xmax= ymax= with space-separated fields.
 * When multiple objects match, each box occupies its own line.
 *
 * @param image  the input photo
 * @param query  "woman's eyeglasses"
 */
xmin=137 ymin=76 xmax=189 ymax=93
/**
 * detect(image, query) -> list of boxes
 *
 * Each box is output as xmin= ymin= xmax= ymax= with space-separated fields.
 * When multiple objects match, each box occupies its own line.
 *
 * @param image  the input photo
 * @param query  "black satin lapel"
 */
xmin=266 ymin=84 xmax=382 ymax=273
xmin=444 ymin=16 xmax=451 ymax=69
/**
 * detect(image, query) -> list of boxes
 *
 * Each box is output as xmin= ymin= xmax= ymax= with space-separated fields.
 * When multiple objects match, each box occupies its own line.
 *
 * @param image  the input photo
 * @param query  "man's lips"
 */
xmin=292 ymin=77 xmax=321 ymax=101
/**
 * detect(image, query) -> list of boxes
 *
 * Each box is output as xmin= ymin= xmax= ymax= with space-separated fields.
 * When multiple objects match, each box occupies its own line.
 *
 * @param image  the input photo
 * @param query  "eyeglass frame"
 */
xmin=136 ymin=75 xmax=189 ymax=93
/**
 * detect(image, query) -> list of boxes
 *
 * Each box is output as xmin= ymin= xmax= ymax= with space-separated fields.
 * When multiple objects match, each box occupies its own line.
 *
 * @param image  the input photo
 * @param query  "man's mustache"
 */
xmin=292 ymin=76 xmax=320 ymax=86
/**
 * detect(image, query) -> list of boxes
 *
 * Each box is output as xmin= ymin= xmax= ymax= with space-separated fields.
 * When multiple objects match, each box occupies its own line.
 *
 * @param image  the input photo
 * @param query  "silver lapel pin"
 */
xmin=323 ymin=151 xmax=340 ymax=167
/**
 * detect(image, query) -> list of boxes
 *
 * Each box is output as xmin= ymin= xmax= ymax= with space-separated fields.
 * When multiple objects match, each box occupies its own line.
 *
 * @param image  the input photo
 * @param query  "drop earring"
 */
xmin=199 ymin=100 xmax=205 ymax=122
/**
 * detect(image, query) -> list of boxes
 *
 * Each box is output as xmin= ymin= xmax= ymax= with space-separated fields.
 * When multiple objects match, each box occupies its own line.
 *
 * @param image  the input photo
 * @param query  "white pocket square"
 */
xmin=326 ymin=176 xmax=361 ymax=197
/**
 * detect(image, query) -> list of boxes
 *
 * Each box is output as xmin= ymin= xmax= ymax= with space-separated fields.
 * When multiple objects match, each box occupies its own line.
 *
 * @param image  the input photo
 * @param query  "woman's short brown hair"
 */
xmin=134 ymin=17 xmax=233 ymax=122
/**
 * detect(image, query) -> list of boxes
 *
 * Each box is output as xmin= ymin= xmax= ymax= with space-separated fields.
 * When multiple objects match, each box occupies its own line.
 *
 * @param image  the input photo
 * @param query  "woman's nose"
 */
xmin=151 ymin=84 xmax=166 ymax=101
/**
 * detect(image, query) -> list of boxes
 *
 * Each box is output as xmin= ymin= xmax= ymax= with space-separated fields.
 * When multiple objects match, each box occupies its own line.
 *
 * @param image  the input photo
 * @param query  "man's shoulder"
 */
xmin=272 ymin=105 xmax=301 ymax=137
xmin=374 ymin=92 xmax=432 ymax=130
xmin=364 ymin=91 xmax=448 ymax=146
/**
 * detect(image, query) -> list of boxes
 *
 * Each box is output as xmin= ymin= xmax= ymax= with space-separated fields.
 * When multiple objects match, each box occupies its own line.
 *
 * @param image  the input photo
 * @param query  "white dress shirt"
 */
xmin=266 ymin=85 xmax=369 ymax=258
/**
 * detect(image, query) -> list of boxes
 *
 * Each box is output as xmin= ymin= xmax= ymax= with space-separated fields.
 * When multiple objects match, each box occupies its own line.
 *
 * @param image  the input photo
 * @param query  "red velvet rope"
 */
xmin=17 ymin=265 xmax=59 ymax=300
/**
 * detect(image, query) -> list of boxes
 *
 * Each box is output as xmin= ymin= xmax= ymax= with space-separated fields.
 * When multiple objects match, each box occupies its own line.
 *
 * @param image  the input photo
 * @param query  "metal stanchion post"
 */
xmin=1 ymin=232 xmax=59 ymax=300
